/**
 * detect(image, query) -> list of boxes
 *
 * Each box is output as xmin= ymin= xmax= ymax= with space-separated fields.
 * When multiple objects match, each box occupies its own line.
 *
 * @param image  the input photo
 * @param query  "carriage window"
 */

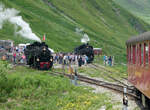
xmin=131 ymin=46 xmax=133 ymax=64
xmin=127 ymin=46 xmax=130 ymax=63
xmin=136 ymin=44 xmax=139 ymax=64
xmin=141 ymin=44 xmax=143 ymax=65
xmin=129 ymin=45 xmax=131 ymax=63
xmin=132 ymin=45 xmax=136 ymax=64
xmin=145 ymin=43 xmax=149 ymax=65
xmin=138 ymin=44 xmax=141 ymax=65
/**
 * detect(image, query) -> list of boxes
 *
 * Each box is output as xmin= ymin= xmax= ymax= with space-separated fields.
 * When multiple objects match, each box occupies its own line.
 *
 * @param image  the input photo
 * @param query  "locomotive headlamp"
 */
xmin=43 ymin=47 xmax=46 ymax=51
xmin=37 ymin=58 xmax=40 ymax=61
xmin=50 ymin=58 xmax=53 ymax=61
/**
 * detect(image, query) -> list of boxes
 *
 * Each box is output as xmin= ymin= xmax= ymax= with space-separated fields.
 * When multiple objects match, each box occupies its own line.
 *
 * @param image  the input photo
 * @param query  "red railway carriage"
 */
xmin=126 ymin=31 xmax=150 ymax=107
xmin=93 ymin=48 xmax=102 ymax=55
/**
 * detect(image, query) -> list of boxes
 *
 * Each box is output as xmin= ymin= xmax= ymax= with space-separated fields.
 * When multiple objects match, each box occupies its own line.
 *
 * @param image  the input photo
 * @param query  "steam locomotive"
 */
xmin=24 ymin=42 xmax=53 ymax=70
xmin=74 ymin=43 xmax=94 ymax=63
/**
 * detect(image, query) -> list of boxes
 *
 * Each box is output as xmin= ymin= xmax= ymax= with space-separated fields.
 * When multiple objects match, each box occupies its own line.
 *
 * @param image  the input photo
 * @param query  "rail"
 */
xmin=49 ymin=71 xmax=139 ymax=99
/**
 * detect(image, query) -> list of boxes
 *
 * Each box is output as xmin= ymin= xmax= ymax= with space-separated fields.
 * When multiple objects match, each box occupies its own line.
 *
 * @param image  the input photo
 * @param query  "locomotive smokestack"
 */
xmin=81 ymin=33 xmax=90 ymax=44
xmin=0 ymin=3 xmax=41 ymax=42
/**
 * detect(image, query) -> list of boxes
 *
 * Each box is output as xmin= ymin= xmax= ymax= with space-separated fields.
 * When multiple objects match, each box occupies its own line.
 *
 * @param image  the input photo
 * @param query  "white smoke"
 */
xmin=0 ymin=3 xmax=41 ymax=42
xmin=81 ymin=33 xmax=90 ymax=43
xmin=75 ymin=27 xmax=84 ymax=34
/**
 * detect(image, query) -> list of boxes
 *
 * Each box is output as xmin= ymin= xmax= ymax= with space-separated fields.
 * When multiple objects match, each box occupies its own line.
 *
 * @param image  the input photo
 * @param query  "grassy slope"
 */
xmin=1 ymin=0 xmax=150 ymax=62
xmin=114 ymin=0 xmax=150 ymax=24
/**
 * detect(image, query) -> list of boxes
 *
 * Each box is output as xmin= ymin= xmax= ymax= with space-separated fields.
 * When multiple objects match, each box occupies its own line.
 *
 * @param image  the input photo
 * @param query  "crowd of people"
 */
xmin=3 ymin=48 xmax=115 ymax=68
xmin=103 ymin=55 xmax=114 ymax=66
xmin=1 ymin=43 xmax=115 ymax=68
xmin=0 ymin=45 xmax=26 ymax=65
xmin=12 ymin=46 xmax=26 ymax=64
xmin=53 ymin=53 xmax=89 ymax=67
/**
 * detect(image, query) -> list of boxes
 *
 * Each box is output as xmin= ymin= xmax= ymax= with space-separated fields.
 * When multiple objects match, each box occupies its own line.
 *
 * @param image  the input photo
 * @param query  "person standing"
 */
xmin=56 ymin=54 xmax=59 ymax=64
xmin=16 ymin=46 xmax=18 ymax=52
xmin=75 ymin=55 xmax=78 ymax=65
xmin=85 ymin=55 xmax=88 ymax=65
xmin=122 ymin=95 xmax=128 ymax=110
xmin=59 ymin=54 xmax=63 ymax=64
xmin=74 ymin=67 xmax=78 ymax=86
xmin=63 ymin=54 xmax=67 ymax=65
xmin=78 ymin=56 xmax=82 ymax=67
xmin=103 ymin=55 xmax=106 ymax=66
xmin=108 ymin=56 xmax=112 ymax=66
xmin=13 ymin=52 xmax=16 ymax=64
xmin=68 ymin=65 xmax=74 ymax=84
xmin=82 ymin=55 xmax=86 ymax=65
xmin=22 ymin=54 xmax=26 ymax=64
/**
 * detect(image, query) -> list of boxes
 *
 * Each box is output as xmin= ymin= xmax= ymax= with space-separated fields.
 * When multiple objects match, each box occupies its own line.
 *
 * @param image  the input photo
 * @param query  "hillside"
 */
xmin=1 ymin=0 xmax=150 ymax=62
xmin=114 ymin=0 xmax=150 ymax=24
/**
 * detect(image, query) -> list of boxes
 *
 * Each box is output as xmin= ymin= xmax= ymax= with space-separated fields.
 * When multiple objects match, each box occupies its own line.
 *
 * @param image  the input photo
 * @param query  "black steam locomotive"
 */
xmin=24 ymin=42 xmax=53 ymax=70
xmin=74 ymin=43 xmax=94 ymax=63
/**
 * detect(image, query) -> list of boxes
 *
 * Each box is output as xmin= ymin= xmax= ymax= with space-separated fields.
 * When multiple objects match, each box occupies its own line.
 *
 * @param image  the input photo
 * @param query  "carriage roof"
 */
xmin=126 ymin=31 xmax=150 ymax=45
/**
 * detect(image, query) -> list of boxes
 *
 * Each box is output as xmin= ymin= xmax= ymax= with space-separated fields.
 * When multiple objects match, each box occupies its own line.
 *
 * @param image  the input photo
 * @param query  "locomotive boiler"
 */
xmin=74 ymin=43 xmax=94 ymax=63
xmin=24 ymin=42 xmax=53 ymax=70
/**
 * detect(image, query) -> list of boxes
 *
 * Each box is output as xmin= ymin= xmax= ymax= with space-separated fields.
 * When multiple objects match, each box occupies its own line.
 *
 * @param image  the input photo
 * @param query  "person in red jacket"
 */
xmin=13 ymin=52 xmax=16 ymax=64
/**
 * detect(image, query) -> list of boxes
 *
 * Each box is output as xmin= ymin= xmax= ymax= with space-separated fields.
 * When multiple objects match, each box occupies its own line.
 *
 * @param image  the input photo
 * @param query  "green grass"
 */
xmin=78 ymin=66 xmax=114 ymax=82
xmin=78 ymin=64 xmax=127 ymax=83
xmin=114 ymin=0 xmax=150 ymax=24
xmin=1 ymin=0 xmax=150 ymax=63
xmin=77 ymin=55 xmax=128 ymax=82
xmin=94 ymin=55 xmax=128 ymax=78
xmin=0 ymin=60 xmax=124 ymax=110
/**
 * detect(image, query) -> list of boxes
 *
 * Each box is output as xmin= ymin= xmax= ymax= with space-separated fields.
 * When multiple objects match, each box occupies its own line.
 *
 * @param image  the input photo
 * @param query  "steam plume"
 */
xmin=81 ymin=33 xmax=90 ymax=43
xmin=0 ymin=3 xmax=41 ymax=42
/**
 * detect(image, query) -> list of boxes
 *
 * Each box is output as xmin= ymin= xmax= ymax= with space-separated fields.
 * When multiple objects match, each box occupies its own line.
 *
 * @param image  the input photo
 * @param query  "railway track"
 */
xmin=90 ymin=64 xmax=136 ymax=94
xmin=49 ymin=71 xmax=138 ymax=99
xmin=90 ymin=64 xmax=130 ymax=87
